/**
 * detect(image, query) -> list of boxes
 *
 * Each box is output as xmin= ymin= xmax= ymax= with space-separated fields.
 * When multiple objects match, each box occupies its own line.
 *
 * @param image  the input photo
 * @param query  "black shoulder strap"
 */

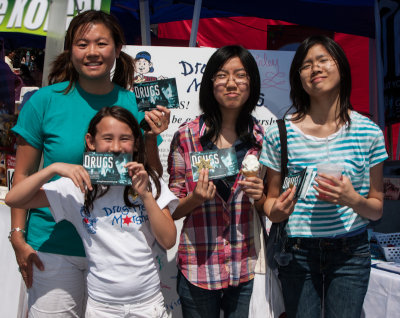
xmin=258 ymin=118 xmax=289 ymax=247
xmin=276 ymin=119 xmax=288 ymax=186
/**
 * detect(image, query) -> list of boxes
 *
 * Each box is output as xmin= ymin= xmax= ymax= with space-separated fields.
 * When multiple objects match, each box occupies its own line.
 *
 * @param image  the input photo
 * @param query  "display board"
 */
xmin=124 ymin=45 xmax=294 ymax=317
xmin=124 ymin=45 xmax=294 ymax=178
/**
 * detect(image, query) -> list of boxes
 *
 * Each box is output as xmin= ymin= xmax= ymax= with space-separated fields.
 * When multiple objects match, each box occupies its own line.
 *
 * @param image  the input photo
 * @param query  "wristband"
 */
xmin=8 ymin=227 xmax=26 ymax=241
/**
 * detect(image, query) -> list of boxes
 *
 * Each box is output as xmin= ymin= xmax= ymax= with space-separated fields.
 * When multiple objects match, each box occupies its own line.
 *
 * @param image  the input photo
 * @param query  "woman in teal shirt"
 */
xmin=9 ymin=10 xmax=169 ymax=317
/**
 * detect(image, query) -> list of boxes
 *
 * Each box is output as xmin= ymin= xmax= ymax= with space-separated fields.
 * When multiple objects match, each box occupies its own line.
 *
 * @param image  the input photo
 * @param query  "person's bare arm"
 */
xmin=126 ymin=162 xmax=176 ymax=249
xmin=263 ymin=167 xmax=296 ymax=223
xmin=143 ymin=106 xmax=171 ymax=176
xmin=172 ymin=169 xmax=216 ymax=220
xmin=9 ymin=137 xmax=44 ymax=288
xmin=314 ymin=162 xmax=384 ymax=221
xmin=6 ymin=162 xmax=91 ymax=209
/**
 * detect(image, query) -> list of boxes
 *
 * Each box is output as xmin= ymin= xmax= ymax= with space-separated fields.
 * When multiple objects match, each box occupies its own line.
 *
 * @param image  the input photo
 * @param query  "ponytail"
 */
xmin=48 ymin=51 xmax=78 ymax=93
xmin=113 ymin=51 xmax=135 ymax=90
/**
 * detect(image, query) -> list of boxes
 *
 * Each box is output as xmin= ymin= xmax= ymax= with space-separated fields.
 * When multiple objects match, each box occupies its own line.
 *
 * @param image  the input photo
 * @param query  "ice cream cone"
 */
xmin=241 ymin=169 xmax=258 ymax=178
xmin=241 ymin=154 xmax=260 ymax=178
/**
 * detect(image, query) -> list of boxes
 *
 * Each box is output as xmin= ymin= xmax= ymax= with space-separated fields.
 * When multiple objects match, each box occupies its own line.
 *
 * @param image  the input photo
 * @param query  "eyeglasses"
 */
xmin=298 ymin=58 xmax=335 ymax=74
xmin=212 ymin=72 xmax=249 ymax=86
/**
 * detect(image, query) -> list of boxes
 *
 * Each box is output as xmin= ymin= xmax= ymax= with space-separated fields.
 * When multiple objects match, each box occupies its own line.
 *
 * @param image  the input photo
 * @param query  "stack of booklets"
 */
xmin=281 ymin=167 xmax=315 ymax=199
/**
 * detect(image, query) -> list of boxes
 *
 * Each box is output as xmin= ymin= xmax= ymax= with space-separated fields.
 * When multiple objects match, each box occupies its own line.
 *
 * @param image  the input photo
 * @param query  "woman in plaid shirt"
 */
xmin=168 ymin=45 xmax=266 ymax=317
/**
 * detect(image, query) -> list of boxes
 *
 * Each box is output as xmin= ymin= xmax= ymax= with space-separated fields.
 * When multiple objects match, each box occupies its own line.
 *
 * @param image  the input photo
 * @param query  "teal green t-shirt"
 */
xmin=12 ymin=81 xmax=145 ymax=256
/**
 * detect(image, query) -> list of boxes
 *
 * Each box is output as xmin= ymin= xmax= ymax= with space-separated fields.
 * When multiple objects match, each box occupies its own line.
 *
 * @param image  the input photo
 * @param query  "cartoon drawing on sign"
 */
xmin=134 ymin=51 xmax=165 ymax=83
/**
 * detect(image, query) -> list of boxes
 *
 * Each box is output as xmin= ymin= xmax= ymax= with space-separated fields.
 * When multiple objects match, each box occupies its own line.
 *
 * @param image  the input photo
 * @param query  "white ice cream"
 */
xmin=242 ymin=154 xmax=260 ymax=175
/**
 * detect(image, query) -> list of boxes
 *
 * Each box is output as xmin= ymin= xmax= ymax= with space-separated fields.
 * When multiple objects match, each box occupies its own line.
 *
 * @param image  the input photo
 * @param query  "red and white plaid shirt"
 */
xmin=168 ymin=115 xmax=264 ymax=290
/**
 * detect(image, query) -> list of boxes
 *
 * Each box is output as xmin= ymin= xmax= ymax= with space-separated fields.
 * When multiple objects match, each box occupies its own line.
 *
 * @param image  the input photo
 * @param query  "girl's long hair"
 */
xmin=48 ymin=10 xmax=134 ymax=92
xmin=199 ymin=45 xmax=261 ymax=149
xmin=288 ymin=35 xmax=352 ymax=124
xmin=83 ymin=106 xmax=160 ymax=215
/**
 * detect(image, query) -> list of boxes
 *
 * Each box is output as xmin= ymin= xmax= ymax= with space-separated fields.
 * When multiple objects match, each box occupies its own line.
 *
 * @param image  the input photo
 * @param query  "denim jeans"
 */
xmin=278 ymin=231 xmax=370 ymax=318
xmin=177 ymin=270 xmax=254 ymax=318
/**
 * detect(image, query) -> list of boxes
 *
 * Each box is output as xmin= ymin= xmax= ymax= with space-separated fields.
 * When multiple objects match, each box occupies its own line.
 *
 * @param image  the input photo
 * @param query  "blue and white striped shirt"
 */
xmin=260 ymin=111 xmax=388 ymax=237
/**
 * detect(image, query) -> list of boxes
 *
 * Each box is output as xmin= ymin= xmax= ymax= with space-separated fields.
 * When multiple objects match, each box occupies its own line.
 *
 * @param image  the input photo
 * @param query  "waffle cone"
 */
xmin=241 ymin=170 xmax=258 ymax=177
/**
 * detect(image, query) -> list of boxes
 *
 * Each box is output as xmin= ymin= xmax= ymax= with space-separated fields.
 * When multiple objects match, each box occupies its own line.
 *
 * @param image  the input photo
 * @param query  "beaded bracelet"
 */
xmin=8 ymin=227 xmax=26 ymax=241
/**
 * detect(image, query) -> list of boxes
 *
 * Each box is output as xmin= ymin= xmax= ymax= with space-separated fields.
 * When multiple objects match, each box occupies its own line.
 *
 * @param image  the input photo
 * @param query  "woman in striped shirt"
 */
xmin=260 ymin=35 xmax=388 ymax=318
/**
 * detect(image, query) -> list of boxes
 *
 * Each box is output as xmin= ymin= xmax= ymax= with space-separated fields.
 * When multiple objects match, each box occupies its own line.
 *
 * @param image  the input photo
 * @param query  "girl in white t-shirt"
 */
xmin=6 ymin=106 xmax=178 ymax=318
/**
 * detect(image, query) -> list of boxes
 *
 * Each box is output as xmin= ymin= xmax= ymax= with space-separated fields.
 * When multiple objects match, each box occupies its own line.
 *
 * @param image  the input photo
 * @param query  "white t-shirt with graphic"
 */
xmin=43 ymin=177 xmax=179 ymax=304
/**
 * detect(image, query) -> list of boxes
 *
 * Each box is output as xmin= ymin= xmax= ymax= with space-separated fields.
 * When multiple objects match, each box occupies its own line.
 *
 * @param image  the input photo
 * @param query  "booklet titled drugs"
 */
xmin=190 ymin=148 xmax=239 ymax=182
xmin=83 ymin=152 xmax=132 ymax=186
xmin=281 ymin=167 xmax=315 ymax=200
xmin=134 ymin=78 xmax=180 ymax=111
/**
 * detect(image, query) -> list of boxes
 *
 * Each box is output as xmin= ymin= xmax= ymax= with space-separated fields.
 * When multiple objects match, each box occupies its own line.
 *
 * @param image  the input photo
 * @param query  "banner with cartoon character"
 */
xmin=124 ymin=46 xmax=294 ymax=176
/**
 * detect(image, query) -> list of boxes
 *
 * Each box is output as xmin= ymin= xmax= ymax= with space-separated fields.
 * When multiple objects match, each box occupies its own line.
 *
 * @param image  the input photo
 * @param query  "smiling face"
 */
xmin=85 ymin=116 xmax=135 ymax=154
xmin=299 ymin=44 xmax=341 ymax=98
xmin=135 ymin=58 xmax=152 ymax=75
xmin=213 ymin=57 xmax=250 ymax=115
xmin=71 ymin=23 xmax=121 ymax=88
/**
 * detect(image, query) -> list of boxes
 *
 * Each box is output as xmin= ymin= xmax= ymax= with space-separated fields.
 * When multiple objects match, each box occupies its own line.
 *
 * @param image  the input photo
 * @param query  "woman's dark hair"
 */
xmin=83 ymin=106 xmax=160 ymax=215
xmin=288 ymin=35 xmax=352 ymax=124
xmin=199 ymin=45 xmax=261 ymax=148
xmin=48 ymin=10 xmax=134 ymax=92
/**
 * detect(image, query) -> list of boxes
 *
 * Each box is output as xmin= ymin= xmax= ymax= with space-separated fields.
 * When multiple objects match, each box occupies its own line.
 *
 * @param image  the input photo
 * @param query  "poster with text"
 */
xmin=124 ymin=46 xmax=294 ymax=179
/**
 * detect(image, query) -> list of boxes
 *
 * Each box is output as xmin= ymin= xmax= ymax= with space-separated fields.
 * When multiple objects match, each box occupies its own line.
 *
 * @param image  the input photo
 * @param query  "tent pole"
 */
xmin=369 ymin=39 xmax=379 ymax=123
xmin=189 ymin=0 xmax=202 ymax=47
xmin=374 ymin=0 xmax=385 ymax=131
xmin=42 ymin=0 xmax=68 ymax=87
xmin=139 ymin=0 xmax=151 ymax=46
xmin=374 ymin=0 xmax=391 ymax=158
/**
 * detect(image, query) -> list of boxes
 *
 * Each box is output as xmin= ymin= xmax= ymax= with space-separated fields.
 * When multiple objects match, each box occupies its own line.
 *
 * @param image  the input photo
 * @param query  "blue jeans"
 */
xmin=177 ymin=270 xmax=254 ymax=318
xmin=279 ymin=231 xmax=370 ymax=318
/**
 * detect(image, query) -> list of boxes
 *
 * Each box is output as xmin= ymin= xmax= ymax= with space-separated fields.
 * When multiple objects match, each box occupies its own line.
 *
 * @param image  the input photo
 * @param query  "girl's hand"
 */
xmin=192 ymin=169 xmax=216 ymax=204
xmin=52 ymin=163 xmax=92 ymax=192
xmin=126 ymin=162 xmax=149 ymax=196
xmin=314 ymin=174 xmax=357 ymax=206
xmin=238 ymin=176 xmax=264 ymax=201
xmin=144 ymin=106 xmax=171 ymax=135
xmin=270 ymin=186 xmax=297 ymax=221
